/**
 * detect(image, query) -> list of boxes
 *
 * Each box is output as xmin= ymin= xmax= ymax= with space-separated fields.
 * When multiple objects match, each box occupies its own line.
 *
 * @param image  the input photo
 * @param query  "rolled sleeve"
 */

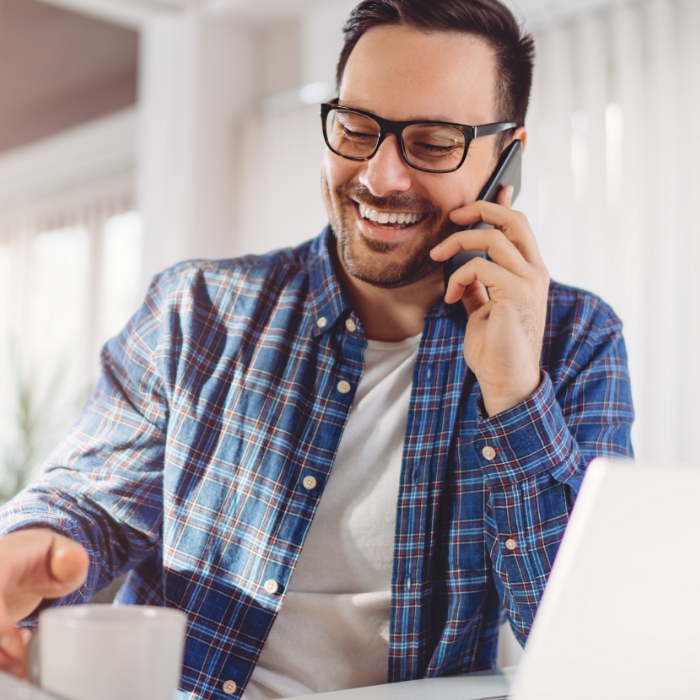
xmin=0 ymin=270 xmax=175 ymax=609
xmin=474 ymin=371 xmax=583 ymax=492
xmin=475 ymin=293 xmax=634 ymax=646
xmin=0 ymin=499 xmax=118 ymax=621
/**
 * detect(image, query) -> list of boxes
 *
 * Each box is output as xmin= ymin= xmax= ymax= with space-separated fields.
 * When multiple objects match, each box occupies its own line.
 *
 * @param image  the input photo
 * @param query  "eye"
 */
xmin=413 ymin=141 xmax=460 ymax=153
xmin=342 ymin=125 xmax=376 ymax=141
xmin=405 ymin=124 xmax=465 ymax=162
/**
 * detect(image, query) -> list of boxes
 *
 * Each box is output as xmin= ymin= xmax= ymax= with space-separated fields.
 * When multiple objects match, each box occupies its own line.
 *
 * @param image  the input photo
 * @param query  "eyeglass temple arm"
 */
xmin=472 ymin=122 xmax=517 ymax=138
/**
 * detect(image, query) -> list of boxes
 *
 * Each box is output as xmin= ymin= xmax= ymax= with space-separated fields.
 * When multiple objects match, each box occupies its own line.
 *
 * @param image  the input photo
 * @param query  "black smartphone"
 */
xmin=442 ymin=139 xmax=522 ymax=291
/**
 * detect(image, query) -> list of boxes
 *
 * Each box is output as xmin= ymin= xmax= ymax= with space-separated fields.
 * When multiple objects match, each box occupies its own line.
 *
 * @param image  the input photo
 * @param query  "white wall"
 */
xmin=138 ymin=9 xmax=257 ymax=285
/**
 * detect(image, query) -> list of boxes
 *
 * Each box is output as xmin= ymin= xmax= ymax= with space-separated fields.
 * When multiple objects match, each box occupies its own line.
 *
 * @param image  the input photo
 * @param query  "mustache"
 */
xmin=338 ymin=183 xmax=440 ymax=214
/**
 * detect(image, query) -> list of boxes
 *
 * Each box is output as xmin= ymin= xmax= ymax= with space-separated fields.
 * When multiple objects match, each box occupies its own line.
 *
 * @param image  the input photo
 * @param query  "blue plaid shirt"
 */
xmin=0 ymin=228 xmax=633 ymax=699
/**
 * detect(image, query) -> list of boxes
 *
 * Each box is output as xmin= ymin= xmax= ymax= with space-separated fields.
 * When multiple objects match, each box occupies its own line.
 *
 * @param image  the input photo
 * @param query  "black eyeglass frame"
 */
xmin=320 ymin=98 xmax=517 ymax=174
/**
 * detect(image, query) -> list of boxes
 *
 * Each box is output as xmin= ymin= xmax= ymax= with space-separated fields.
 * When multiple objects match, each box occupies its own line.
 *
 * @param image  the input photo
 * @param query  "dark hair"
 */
xmin=336 ymin=0 xmax=535 ymax=151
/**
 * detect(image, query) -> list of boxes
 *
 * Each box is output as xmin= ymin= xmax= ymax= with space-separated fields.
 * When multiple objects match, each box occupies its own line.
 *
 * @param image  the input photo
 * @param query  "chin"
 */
xmin=321 ymin=172 xmax=445 ymax=288
xmin=338 ymin=226 xmax=441 ymax=289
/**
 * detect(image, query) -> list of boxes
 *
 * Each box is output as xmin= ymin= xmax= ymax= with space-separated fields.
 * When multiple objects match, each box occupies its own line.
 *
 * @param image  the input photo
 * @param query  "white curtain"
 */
xmin=524 ymin=0 xmax=700 ymax=463
xmin=0 ymin=172 xmax=142 ymax=497
xmin=234 ymin=0 xmax=700 ymax=465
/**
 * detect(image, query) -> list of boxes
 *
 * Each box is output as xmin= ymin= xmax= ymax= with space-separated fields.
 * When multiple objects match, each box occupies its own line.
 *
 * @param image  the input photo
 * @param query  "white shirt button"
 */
xmin=337 ymin=380 xmax=352 ymax=394
xmin=345 ymin=318 xmax=357 ymax=333
xmin=505 ymin=538 xmax=517 ymax=551
xmin=222 ymin=680 xmax=237 ymax=695
xmin=482 ymin=445 xmax=496 ymax=460
xmin=317 ymin=316 xmax=328 ymax=329
xmin=302 ymin=475 xmax=317 ymax=490
xmin=263 ymin=579 xmax=279 ymax=594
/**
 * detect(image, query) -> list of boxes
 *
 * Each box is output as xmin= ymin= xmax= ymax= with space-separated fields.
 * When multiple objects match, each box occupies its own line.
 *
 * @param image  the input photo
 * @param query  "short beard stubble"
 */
xmin=322 ymin=176 xmax=453 ymax=289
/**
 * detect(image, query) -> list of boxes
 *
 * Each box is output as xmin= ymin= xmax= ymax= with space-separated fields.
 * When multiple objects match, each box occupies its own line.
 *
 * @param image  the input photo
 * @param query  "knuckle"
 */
xmin=492 ymin=229 xmax=509 ymax=248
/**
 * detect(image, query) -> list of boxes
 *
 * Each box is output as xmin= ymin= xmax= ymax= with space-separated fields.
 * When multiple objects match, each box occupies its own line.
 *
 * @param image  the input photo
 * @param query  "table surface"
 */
xmin=293 ymin=667 xmax=515 ymax=700
xmin=0 ymin=666 xmax=515 ymax=700
xmin=0 ymin=669 xmax=58 ymax=699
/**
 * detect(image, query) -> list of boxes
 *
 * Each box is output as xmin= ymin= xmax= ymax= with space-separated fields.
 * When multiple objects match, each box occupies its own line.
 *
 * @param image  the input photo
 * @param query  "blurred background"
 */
xmin=0 ymin=0 xmax=697 ymax=508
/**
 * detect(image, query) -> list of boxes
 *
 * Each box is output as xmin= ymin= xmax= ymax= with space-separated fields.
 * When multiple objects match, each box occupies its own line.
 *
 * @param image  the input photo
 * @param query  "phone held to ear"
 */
xmin=442 ymin=138 xmax=523 ymax=292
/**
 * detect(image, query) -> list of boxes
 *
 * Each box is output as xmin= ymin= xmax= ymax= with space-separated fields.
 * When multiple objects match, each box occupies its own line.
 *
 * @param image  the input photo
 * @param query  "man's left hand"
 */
xmin=430 ymin=187 xmax=550 ymax=417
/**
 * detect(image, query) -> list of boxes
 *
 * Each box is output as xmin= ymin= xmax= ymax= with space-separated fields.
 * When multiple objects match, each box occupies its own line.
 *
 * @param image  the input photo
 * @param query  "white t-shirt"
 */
xmin=243 ymin=332 xmax=422 ymax=700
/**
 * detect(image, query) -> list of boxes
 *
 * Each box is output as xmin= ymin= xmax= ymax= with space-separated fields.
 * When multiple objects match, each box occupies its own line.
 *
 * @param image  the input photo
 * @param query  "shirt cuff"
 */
xmin=0 ymin=497 xmax=98 ymax=612
xmin=0 ymin=498 xmax=85 ymax=542
xmin=473 ymin=370 xmax=582 ymax=490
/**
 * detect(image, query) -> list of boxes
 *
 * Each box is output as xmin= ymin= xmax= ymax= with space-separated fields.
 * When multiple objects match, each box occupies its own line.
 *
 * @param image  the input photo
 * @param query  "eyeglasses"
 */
xmin=320 ymin=99 xmax=516 ymax=174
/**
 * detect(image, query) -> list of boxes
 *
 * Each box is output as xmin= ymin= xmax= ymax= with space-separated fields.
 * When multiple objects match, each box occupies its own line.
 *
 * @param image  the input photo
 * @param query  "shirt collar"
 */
xmin=308 ymin=225 xmax=466 ymax=336
xmin=308 ymin=226 xmax=352 ymax=337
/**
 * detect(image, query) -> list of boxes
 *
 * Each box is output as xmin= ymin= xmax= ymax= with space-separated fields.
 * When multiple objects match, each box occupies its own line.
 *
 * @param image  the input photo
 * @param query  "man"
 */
xmin=0 ymin=0 xmax=633 ymax=698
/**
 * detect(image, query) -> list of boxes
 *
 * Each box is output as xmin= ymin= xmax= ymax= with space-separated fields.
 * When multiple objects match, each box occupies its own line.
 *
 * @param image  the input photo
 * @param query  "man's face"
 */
xmin=322 ymin=25 xmax=502 ymax=289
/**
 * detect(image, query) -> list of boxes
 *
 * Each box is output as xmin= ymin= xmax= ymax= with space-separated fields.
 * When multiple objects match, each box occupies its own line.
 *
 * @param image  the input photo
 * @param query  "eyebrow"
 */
xmin=337 ymin=100 xmax=461 ymax=125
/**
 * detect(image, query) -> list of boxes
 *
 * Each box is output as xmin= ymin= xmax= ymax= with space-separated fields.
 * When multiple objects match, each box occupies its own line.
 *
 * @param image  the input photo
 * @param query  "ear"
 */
xmin=512 ymin=126 xmax=527 ymax=152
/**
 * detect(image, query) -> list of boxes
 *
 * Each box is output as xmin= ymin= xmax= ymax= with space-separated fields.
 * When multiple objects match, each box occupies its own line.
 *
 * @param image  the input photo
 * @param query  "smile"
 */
xmin=357 ymin=203 xmax=426 ymax=227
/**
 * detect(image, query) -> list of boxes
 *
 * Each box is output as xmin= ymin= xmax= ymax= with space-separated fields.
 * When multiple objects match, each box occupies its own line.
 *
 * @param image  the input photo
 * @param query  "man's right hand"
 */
xmin=0 ymin=529 xmax=89 ymax=678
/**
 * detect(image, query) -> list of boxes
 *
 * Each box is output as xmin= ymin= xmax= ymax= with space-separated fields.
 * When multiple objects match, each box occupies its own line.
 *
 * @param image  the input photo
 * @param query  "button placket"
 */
xmin=302 ymin=475 xmax=317 ymax=490
xmin=482 ymin=445 xmax=496 ymax=460
xmin=222 ymin=680 xmax=237 ymax=695
xmin=263 ymin=579 xmax=279 ymax=594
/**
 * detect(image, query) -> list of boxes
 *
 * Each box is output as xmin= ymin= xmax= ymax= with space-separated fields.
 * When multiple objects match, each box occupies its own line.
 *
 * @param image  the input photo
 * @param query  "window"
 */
xmin=0 ymin=209 xmax=143 ymax=502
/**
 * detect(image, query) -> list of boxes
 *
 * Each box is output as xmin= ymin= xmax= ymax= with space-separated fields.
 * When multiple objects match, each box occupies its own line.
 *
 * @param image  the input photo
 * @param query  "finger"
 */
xmin=444 ymin=256 xmax=518 ymax=305
xmin=448 ymin=202 xmax=543 ymax=267
xmin=0 ymin=530 xmax=88 ymax=615
xmin=497 ymin=184 xmax=514 ymax=209
xmin=0 ymin=632 xmax=24 ymax=665
xmin=0 ymin=652 xmax=27 ymax=680
xmin=49 ymin=541 xmax=89 ymax=593
xmin=0 ymin=648 xmax=27 ymax=679
xmin=430 ymin=229 xmax=531 ymax=279
xmin=0 ymin=595 xmax=26 ymax=675
xmin=461 ymin=280 xmax=490 ymax=316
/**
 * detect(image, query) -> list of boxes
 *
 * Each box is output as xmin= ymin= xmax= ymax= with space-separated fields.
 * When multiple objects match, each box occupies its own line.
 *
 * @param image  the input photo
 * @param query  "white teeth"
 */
xmin=358 ymin=205 xmax=422 ymax=225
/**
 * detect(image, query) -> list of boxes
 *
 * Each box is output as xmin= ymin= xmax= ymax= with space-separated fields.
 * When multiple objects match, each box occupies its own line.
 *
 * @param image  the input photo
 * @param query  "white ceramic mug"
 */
xmin=35 ymin=605 xmax=187 ymax=700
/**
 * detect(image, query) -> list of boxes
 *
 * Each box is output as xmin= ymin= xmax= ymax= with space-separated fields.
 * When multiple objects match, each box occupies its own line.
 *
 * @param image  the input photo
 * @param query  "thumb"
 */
xmin=49 ymin=541 xmax=90 ymax=592
xmin=0 ymin=531 xmax=88 ymax=678
xmin=0 ymin=530 xmax=89 ymax=614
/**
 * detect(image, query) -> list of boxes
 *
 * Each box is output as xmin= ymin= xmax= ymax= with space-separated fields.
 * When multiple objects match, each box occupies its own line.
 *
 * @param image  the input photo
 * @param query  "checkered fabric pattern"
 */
xmin=0 ymin=227 xmax=634 ymax=699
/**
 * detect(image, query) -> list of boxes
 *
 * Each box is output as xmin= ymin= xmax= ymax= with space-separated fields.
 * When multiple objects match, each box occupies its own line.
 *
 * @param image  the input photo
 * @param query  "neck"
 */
xmin=333 ymin=242 xmax=444 ymax=342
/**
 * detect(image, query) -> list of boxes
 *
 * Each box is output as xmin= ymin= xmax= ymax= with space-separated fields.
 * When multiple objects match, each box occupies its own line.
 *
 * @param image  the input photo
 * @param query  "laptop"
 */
xmin=2 ymin=459 xmax=699 ymax=700
xmin=509 ymin=458 xmax=700 ymax=700
xmin=292 ymin=458 xmax=700 ymax=700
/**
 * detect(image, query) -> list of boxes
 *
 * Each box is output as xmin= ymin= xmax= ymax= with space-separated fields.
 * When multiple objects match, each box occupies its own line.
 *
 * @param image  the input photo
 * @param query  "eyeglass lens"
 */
xmin=325 ymin=108 xmax=467 ymax=172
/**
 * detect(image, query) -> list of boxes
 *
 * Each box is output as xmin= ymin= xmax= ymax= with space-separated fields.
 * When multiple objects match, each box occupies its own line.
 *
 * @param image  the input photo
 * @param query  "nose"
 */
xmin=359 ymin=134 xmax=413 ymax=197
